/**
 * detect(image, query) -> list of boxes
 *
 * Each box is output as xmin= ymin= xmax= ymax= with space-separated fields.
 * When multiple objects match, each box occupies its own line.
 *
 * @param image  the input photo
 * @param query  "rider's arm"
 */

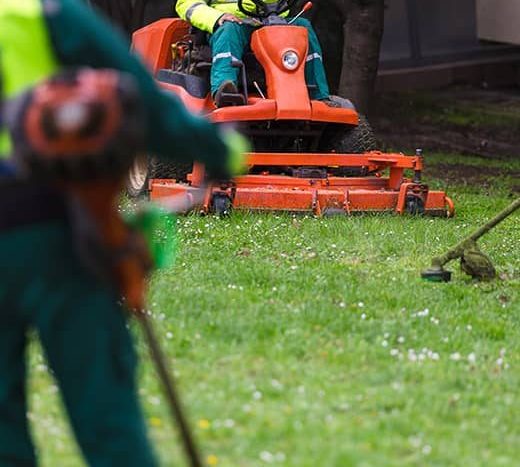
xmin=43 ymin=0 xmax=230 ymax=172
xmin=176 ymin=0 xmax=223 ymax=33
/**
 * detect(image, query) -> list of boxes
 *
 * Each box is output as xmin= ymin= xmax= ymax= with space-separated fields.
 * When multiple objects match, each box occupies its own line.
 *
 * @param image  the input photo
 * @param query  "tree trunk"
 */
xmin=90 ymin=0 xmax=135 ymax=36
xmin=90 ymin=0 xmax=175 ymax=38
xmin=338 ymin=0 xmax=385 ymax=114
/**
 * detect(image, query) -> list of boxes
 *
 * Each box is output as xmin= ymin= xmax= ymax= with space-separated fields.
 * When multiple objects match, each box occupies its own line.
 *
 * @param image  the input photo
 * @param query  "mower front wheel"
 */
xmin=211 ymin=193 xmax=232 ymax=217
xmin=405 ymin=194 xmax=426 ymax=216
xmin=126 ymin=155 xmax=192 ymax=198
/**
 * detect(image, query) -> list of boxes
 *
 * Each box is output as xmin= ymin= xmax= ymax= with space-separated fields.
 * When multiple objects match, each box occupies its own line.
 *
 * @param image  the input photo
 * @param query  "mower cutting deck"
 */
xmin=131 ymin=0 xmax=454 ymax=217
xmin=150 ymin=152 xmax=454 ymax=216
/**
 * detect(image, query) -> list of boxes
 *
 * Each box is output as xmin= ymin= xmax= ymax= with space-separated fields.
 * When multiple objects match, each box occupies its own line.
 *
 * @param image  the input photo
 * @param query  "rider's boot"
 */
xmin=214 ymin=81 xmax=245 ymax=108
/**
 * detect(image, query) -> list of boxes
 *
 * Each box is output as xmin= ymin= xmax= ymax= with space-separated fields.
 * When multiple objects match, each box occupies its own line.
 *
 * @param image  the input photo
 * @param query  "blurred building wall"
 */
xmin=376 ymin=0 xmax=520 ymax=91
xmin=380 ymin=0 xmax=518 ymax=68
xmin=477 ymin=0 xmax=520 ymax=45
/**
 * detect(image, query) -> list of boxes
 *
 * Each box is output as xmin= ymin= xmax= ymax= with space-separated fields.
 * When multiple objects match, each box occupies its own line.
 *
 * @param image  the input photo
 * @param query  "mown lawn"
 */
xmin=28 ymin=149 xmax=519 ymax=466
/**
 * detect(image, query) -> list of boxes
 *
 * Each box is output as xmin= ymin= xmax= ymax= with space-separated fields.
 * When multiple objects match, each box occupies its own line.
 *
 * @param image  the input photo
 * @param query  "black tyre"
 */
xmin=126 ymin=155 xmax=192 ymax=198
xmin=405 ymin=194 xmax=425 ymax=216
xmin=211 ymin=193 xmax=232 ymax=217
xmin=326 ymin=115 xmax=377 ymax=176
xmin=332 ymin=115 xmax=377 ymax=153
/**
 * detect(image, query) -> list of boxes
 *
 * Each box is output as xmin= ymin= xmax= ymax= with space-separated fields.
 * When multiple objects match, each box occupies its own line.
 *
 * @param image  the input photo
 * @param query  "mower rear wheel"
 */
xmin=332 ymin=115 xmax=377 ymax=153
xmin=126 ymin=155 xmax=192 ymax=198
xmin=211 ymin=193 xmax=232 ymax=217
xmin=328 ymin=115 xmax=377 ymax=176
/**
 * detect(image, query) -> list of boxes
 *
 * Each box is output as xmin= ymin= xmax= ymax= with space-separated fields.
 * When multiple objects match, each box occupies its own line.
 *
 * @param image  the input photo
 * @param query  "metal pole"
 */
xmin=139 ymin=314 xmax=204 ymax=467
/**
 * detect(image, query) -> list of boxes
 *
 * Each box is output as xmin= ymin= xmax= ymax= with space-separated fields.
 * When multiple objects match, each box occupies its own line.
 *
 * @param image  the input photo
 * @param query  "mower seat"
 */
xmin=188 ymin=26 xmax=266 ymax=96
xmin=156 ymin=69 xmax=210 ymax=99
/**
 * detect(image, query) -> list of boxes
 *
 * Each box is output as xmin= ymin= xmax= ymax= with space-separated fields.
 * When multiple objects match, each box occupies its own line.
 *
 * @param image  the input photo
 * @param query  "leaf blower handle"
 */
xmin=138 ymin=314 xmax=204 ymax=467
xmin=288 ymin=2 xmax=313 ymax=24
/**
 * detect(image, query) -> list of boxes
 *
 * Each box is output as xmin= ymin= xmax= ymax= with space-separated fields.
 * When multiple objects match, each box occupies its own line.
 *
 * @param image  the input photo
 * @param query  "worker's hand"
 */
xmin=217 ymin=13 xmax=243 ymax=26
xmin=204 ymin=129 xmax=250 ymax=180
xmin=222 ymin=129 xmax=250 ymax=177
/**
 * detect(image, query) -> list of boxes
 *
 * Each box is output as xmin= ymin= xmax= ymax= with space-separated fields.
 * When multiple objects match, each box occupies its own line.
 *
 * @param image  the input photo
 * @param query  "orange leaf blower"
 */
xmin=9 ymin=68 xmax=151 ymax=310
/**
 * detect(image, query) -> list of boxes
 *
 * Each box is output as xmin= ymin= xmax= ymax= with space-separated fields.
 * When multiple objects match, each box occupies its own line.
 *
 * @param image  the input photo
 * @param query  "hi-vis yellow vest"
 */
xmin=0 ymin=0 xmax=59 ymax=157
xmin=176 ymin=0 xmax=287 ymax=34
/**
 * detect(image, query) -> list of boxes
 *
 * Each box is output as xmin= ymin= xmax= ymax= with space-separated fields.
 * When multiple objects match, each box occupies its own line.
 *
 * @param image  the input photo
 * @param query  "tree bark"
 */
xmin=338 ymin=0 xmax=385 ymax=114
xmin=90 ymin=0 xmax=175 ymax=38
xmin=90 ymin=0 xmax=135 ymax=36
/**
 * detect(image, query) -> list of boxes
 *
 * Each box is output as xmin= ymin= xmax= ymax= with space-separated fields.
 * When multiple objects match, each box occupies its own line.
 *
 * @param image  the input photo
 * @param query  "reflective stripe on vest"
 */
xmin=208 ymin=0 xmax=285 ymax=16
xmin=0 ymin=0 xmax=59 ymax=157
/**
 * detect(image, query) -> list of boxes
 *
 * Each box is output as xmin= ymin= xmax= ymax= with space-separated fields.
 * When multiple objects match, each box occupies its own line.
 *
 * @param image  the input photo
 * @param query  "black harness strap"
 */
xmin=0 ymin=180 xmax=67 ymax=231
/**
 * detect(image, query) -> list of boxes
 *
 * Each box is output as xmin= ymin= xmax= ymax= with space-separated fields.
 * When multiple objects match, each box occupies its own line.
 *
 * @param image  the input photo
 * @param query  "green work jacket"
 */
xmin=0 ymin=0 xmax=229 ymax=171
xmin=176 ymin=0 xmax=288 ymax=34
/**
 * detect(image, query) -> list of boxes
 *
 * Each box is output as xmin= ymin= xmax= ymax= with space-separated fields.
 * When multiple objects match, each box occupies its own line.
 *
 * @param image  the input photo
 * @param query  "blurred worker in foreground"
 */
xmin=0 ymin=0 xmax=247 ymax=465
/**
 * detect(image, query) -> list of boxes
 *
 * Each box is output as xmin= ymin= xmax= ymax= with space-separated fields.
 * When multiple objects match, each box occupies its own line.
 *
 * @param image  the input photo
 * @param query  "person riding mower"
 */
xmin=0 ymin=0 xmax=246 ymax=465
xmin=131 ymin=0 xmax=454 ymax=217
xmin=176 ymin=0 xmax=337 ymax=107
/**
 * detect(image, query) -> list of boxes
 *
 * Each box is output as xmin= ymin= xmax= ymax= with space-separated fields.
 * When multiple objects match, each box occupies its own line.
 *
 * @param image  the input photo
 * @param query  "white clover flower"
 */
xmin=260 ymin=451 xmax=274 ymax=463
xmin=422 ymin=445 xmax=432 ymax=455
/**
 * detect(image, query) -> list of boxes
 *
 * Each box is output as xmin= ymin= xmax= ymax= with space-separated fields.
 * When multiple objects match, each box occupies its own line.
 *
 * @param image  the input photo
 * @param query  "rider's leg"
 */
xmin=209 ymin=22 xmax=255 ymax=97
xmin=292 ymin=18 xmax=330 ymax=100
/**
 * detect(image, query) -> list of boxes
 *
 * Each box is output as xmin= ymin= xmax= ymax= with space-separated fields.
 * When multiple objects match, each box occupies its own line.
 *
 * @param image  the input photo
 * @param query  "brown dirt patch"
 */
xmin=426 ymin=163 xmax=520 ymax=189
xmin=371 ymin=86 xmax=520 ymax=159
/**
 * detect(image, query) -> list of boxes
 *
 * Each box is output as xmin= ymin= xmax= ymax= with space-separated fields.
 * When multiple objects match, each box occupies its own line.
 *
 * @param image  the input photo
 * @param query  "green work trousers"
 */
xmin=0 ymin=222 xmax=157 ymax=467
xmin=209 ymin=18 xmax=330 ymax=100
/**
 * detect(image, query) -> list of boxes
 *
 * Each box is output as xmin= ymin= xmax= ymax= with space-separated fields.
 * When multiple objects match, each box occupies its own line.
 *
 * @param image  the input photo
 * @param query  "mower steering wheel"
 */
xmin=237 ymin=0 xmax=298 ymax=19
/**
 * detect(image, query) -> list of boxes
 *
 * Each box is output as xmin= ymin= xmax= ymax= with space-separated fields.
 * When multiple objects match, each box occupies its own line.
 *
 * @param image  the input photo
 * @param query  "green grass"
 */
xmin=28 ymin=160 xmax=519 ymax=466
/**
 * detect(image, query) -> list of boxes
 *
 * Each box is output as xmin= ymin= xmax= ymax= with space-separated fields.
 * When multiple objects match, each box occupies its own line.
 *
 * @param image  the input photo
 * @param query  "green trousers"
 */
xmin=209 ymin=18 xmax=330 ymax=100
xmin=0 ymin=222 xmax=157 ymax=467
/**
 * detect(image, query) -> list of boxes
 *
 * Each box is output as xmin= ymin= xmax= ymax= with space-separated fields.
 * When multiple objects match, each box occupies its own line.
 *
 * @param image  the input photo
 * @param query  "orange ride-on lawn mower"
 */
xmin=130 ymin=0 xmax=454 ymax=217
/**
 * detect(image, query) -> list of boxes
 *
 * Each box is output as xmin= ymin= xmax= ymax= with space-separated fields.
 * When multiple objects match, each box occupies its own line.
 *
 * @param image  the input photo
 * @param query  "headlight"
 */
xmin=282 ymin=51 xmax=300 ymax=71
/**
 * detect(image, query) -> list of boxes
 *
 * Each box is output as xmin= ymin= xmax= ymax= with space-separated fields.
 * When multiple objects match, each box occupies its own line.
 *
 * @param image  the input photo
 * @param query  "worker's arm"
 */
xmin=43 ymin=0 xmax=229 ymax=172
xmin=176 ymin=0 xmax=224 ymax=34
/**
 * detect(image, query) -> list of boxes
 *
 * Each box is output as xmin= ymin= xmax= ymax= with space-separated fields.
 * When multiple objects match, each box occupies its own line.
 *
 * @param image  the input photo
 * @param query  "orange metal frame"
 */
xmin=150 ymin=152 xmax=455 ymax=217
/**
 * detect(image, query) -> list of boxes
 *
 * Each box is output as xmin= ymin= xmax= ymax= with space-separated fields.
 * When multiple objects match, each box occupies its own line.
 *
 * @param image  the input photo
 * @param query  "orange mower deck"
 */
xmin=149 ymin=152 xmax=455 ymax=217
